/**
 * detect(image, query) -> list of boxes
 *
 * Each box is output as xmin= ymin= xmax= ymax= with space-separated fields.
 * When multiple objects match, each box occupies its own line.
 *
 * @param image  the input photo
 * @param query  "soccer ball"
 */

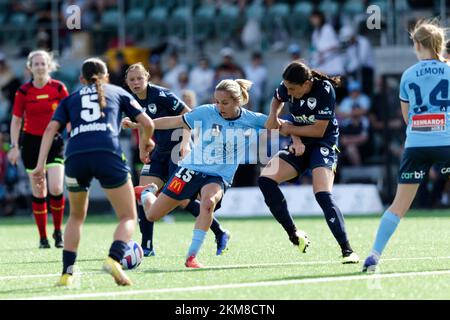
xmin=121 ymin=240 xmax=144 ymax=270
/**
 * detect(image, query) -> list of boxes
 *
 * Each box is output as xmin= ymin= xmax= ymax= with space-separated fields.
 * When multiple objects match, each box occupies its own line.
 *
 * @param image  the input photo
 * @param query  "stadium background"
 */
xmin=1 ymin=0 xmax=449 ymax=217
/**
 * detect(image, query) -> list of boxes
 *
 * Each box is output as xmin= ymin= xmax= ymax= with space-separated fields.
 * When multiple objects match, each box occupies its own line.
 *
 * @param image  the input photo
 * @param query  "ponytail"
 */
xmin=311 ymin=69 xmax=342 ymax=88
xmin=91 ymin=75 xmax=106 ymax=113
xmin=283 ymin=60 xmax=342 ymax=88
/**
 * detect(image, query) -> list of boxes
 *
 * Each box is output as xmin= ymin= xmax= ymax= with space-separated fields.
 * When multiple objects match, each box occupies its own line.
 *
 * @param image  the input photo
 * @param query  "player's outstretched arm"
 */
xmin=153 ymin=115 xmax=189 ymax=130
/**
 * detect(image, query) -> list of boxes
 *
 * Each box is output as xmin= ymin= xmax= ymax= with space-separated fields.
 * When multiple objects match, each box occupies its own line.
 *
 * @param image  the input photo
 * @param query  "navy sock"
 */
xmin=137 ymin=204 xmax=154 ymax=250
xmin=62 ymin=250 xmax=77 ymax=275
xmin=108 ymin=240 xmax=128 ymax=262
xmin=186 ymin=200 xmax=224 ymax=237
xmin=315 ymin=191 xmax=351 ymax=251
xmin=258 ymin=176 xmax=297 ymax=236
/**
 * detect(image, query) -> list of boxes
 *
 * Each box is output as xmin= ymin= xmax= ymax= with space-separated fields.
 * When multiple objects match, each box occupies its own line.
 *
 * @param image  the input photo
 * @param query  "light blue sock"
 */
xmin=187 ymin=229 xmax=207 ymax=258
xmin=372 ymin=210 xmax=401 ymax=256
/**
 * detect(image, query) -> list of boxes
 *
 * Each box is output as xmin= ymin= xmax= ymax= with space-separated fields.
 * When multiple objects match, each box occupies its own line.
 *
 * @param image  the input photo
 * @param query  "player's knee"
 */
xmin=200 ymin=197 xmax=216 ymax=214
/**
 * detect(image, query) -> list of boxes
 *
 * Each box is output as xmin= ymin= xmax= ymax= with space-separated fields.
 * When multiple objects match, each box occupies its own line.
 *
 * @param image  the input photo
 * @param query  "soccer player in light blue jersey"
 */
xmin=137 ymin=79 xmax=268 ymax=268
xmin=363 ymin=20 xmax=450 ymax=272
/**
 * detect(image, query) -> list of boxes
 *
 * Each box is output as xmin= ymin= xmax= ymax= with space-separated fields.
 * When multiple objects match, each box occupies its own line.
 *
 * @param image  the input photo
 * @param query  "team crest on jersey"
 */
xmin=307 ymin=97 xmax=317 ymax=110
xmin=320 ymin=147 xmax=329 ymax=157
xmin=147 ymin=103 xmax=157 ymax=114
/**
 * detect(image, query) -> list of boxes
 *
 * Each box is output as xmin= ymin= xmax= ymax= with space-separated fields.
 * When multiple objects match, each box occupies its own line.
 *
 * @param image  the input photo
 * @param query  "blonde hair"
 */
xmin=26 ymin=50 xmax=58 ymax=72
xmin=215 ymin=79 xmax=253 ymax=106
xmin=410 ymin=18 xmax=447 ymax=61
xmin=125 ymin=62 xmax=150 ymax=81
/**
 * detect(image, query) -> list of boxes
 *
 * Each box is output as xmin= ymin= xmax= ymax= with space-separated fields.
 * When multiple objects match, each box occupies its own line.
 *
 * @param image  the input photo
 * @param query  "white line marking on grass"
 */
xmin=2 ymin=256 xmax=450 ymax=281
xmin=23 ymin=269 xmax=450 ymax=300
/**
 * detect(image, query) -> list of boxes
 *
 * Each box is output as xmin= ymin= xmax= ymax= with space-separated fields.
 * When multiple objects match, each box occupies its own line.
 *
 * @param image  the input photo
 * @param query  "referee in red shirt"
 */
xmin=8 ymin=50 xmax=69 ymax=249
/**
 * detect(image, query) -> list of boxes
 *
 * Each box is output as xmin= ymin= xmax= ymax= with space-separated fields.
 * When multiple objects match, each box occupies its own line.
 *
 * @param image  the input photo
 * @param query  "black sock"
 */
xmin=137 ymin=204 xmax=154 ymax=250
xmin=108 ymin=240 xmax=128 ymax=262
xmin=315 ymin=191 xmax=350 ymax=250
xmin=258 ymin=176 xmax=297 ymax=236
xmin=62 ymin=250 xmax=77 ymax=275
xmin=186 ymin=200 xmax=225 ymax=237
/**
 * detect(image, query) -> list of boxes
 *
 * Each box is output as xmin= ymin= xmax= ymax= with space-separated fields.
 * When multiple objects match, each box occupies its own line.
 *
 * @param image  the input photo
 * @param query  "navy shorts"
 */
xmin=161 ymin=166 xmax=226 ymax=210
xmin=277 ymin=143 xmax=338 ymax=178
xmin=398 ymin=146 xmax=450 ymax=184
xmin=140 ymin=149 xmax=178 ymax=182
xmin=65 ymin=151 xmax=131 ymax=192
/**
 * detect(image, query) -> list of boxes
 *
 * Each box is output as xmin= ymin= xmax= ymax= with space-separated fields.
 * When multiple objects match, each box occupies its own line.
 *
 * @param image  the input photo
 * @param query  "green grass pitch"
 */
xmin=0 ymin=210 xmax=449 ymax=300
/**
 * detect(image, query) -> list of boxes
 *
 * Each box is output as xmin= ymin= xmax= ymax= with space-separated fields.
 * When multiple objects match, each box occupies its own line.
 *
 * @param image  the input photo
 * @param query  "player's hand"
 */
xmin=122 ymin=117 xmax=138 ymax=129
xmin=7 ymin=147 xmax=20 ymax=166
xmin=31 ymin=165 xmax=46 ymax=188
xmin=265 ymin=114 xmax=281 ymax=130
xmin=179 ymin=141 xmax=191 ymax=160
xmin=279 ymin=122 xmax=293 ymax=136
xmin=139 ymin=139 xmax=155 ymax=164
xmin=289 ymin=140 xmax=305 ymax=156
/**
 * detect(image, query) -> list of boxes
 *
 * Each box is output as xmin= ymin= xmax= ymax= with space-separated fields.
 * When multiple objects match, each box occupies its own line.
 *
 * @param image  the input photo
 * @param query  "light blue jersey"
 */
xmin=180 ymin=104 xmax=267 ymax=186
xmin=399 ymin=59 xmax=450 ymax=148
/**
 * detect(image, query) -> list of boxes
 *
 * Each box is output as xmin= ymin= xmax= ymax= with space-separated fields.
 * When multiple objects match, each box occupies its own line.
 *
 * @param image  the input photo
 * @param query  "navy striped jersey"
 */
xmin=53 ymin=83 xmax=144 ymax=159
xmin=274 ymin=79 xmax=339 ymax=147
xmin=133 ymin=84 xmax=187 ymax=152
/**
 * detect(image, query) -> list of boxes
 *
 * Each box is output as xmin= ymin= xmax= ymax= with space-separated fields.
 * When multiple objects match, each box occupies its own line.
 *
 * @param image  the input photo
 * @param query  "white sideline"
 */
xmin=1 ymin=255 xmax=450 ymax=281
xmin=24 ymin=269 xmax=450 ymax=300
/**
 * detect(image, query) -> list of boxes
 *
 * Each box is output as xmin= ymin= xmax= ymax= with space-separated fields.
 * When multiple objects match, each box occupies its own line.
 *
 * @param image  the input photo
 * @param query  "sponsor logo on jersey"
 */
xmin=401 ymin=170 xmax=426 ymax=180
xmin=293 ymin=114 xmax=315 ymax=124
xmin=37 ymin=94 xmax=49 ymax=99
xmin=147 ymin=103 xmax=157 ymax=114
xmin=441 ymin=167 xmax=450 ymax=174
xmin=167 ymin=177 xmax=186 ymax=195
xmin=411 ymin=113 xmax=445 ymax=132
xmin=307 ymin=97 xmax=317 ymax=110
xmin=318 ymin=107 xmax=332 ymax=116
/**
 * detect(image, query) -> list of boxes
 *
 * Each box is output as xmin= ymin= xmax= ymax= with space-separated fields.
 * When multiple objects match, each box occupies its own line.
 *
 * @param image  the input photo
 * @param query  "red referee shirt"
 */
xmin=12 ymin=79 xmax=69 ymax=136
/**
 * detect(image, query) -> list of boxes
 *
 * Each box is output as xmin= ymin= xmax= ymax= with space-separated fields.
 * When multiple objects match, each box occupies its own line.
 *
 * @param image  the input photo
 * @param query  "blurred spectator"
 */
xmin=214 ymin=47 xmax=245 ymax=87
xmin=148 ymin=54 xmax=166 ymax=87
xmin=309 ymin=10 xmax=345 ymax=77
xmin=189 ymin=55 xmax=214 ymax=104
xmin=0 ymin=54 xmax=22 ymax=131
xmin=337 ymin=81 xmax=371 ymax=166
xmin=416 ymin=166 xmax=450 ymax=209
xmin=108 ymin=51 xmax=129 ymax=87
xmin=288 ymin=43 xmax=302 ymax=61
xmin=244 ymin=51 xmax=267 ymax=112
xmin=444 ymin=39 xmax=450 ymax=59
xmin=171 ymin=71 xmax=193 ymax=99
xmin=0 ymin=133 xmax=16 ymax=217
xmin=369 ymin=76 xmax=406 ymax=163
xmin=162 ymin=51 xmax=188 ymax=90
xmin=181 ymin=89 xmax=197 ymax=108
xmin=339 ymin=25 xmax=375 ymax=97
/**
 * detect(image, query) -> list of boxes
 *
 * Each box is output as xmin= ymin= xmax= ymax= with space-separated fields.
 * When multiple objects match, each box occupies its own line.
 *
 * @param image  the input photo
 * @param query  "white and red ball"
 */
xmin=121 ymin=240 xmax=144 ymax=270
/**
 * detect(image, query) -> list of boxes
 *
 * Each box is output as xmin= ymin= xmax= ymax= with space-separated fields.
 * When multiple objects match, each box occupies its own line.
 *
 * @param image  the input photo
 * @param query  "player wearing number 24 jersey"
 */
xmin=363 ymin=19 xmax=450 ymax=272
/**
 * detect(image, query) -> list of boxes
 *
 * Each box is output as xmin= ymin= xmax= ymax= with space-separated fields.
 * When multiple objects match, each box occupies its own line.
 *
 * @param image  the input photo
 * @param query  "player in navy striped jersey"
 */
xmin=260 ymin=61 xmax=359 ymax=264
xmin=32 ymin=58 xmax=155 ymax=286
